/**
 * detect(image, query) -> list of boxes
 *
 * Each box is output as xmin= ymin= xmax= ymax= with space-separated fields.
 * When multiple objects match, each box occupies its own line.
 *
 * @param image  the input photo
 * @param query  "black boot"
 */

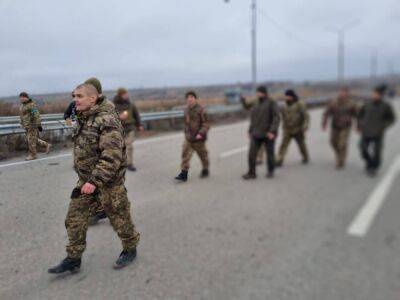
xmin=175 ymin=170 xmax=188 ymax=182
xmin=89 ymin=211 xmax=107 ymax=225
xmin=200 ymin=169 xmax=209 ymax=178
xmin=127 ymin=165 xmax=137 ymax=172
xmin=242 ymin=173 xmax=256 ymax=180
xmin=48 ymin=257 xmax=81 ymax=274
xmin=113 ymin=248 xmax=137 ymax=269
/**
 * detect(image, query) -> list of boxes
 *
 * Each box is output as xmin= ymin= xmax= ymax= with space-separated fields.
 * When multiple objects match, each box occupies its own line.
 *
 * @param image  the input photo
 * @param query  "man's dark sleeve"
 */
xmin=269 ymin=101 xmax=280 ymax=134
xmin=64 ymin=102 xmax=74 ymax=120
xmin=131 ymin=103 xmax=142 ymax=128
xmin=357 ymin=104 xmax=366 ymax=130
xmin=384 ymin=103 xmax=396 ymax=128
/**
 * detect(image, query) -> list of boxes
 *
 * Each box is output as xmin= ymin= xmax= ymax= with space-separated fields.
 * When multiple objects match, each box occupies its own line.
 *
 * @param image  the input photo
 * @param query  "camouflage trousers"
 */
xmin=25 ymin=127 xmax=48 ymax=157
xmin=277 ymin=131 xmax=309 ymax=163
xmin=181 ymin=140 xmax=209 ymax=171
xmin=65 ymin=183 xmax=140 ymax=259
xmin=125 ymin=130 xmax=135 ymax=166
xmin=330 ymin=128 xmax=350 ymax=167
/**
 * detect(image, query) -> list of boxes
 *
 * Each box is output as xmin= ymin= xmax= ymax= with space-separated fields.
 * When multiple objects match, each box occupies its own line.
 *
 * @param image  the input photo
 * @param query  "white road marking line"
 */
xmin=219 ymin=146 xmax=248 ymax=159
xmin=0 ymin=153 xmax=72 ymax=169
xmin=347 ymin=154 xmax=400 ymax=237
xmin=0 ymin=121 xmax=248 ymax=169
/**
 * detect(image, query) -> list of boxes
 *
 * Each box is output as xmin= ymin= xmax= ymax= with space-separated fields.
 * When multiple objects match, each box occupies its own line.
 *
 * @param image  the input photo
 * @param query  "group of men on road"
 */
xmin=323 ymin=85 xmax=396 ymax=176
xmin=241 ymin=86 xmax=310 ymax=179
xmin=16 ymin=78 xmax=396 ymax=275
xmin=239 ymin=84 xmax=396 ymax=179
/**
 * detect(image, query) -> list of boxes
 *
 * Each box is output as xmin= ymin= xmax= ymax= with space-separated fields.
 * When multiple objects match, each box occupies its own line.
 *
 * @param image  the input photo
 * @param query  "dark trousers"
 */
xmin=359 ymin=136 xmax=383 ymax=170
xmin=248 ymin=137 xmax=275 ymax=175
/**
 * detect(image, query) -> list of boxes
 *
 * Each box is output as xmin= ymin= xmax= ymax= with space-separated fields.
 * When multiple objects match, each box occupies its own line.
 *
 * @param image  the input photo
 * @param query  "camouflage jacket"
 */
xmin=184 ymin=104 xmax=210 ymax=142
xmin=281 ymin=100 xmax=309 ymax=134
xmin=322 ymin=97 xmax=358 ymax=130
xmin=249 ymin=97 xmax=280 ymax=138
xmin=113 ymin=96 xmax=141 ymax=133
xmin=73 ymin=97 xmax=127 ymax=188
xmin=19 ymin=99 xmax=41 ymax=128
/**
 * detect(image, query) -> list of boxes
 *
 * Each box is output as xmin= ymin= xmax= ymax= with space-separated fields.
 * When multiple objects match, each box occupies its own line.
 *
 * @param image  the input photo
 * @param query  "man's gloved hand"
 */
xmin=38 ymin=126 xmax=43 ymax=132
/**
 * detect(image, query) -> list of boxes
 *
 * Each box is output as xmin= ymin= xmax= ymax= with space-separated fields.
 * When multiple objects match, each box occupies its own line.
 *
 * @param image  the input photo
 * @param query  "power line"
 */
xmin=257 ymin=8 xmax=324 ymax=49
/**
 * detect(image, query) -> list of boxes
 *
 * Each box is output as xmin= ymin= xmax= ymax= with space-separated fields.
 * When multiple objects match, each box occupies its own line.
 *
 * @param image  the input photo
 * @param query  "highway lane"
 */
xmin=1 ymin=101 xmax=400 ymax=299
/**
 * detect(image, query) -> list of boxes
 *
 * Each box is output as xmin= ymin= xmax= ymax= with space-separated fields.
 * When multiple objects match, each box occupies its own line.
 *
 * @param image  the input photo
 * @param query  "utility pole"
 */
xmin=370 ymin=50 xmax=378 ymax=82
xmin=337 ymin=30 xmax=345 ymax=83
xmin=327 ymin=20 xmax=360 ymax=83
xmin=251 ymin=0 xmax=257 ymax=91
xmin=225 ymin=0 xmax=257 ymax=91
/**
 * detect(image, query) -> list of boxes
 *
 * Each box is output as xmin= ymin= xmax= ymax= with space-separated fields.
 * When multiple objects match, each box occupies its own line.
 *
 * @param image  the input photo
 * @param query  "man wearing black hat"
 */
xmin=358 ymin=85 xmax=396 ymax=176
xmin=19 ymin=92 xmax=51 ymax=160
xmin=276 ymin=89 xmax=310 ymax=167
xmin=243 ymin=86 xmax=280 ymax=179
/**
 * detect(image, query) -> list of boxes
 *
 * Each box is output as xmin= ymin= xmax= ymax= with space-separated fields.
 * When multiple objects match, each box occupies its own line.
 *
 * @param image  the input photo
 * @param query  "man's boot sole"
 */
xmin=175 ymin=178 xmax=187 ymax=182
xmin=113 ymin=260 xmax=134 ymax=270
xmin=48 ymin=266 xmax=80 ymax=274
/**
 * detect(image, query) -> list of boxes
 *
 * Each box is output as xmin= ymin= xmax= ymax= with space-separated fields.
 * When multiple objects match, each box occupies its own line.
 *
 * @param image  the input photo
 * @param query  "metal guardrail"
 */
xmin=0 ymin=97 xmax=333 ymax=136
xmin=0 ymin=105 xmax=247 ymax=136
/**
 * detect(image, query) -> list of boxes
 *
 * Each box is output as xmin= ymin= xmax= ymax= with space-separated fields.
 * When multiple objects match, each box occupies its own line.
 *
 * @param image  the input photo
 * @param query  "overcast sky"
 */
xmin=0 ymin=0 xmax=399 ymax=96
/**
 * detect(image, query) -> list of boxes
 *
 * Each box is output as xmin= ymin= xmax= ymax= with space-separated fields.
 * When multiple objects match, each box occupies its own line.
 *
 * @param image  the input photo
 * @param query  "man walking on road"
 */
xmin=113 ymin=87 xmax=144 ymax=172
xmin=19 ymin=92 xmax=51 ymax=160
xmin=322 ymin=87 xmax=358 ymax=169
xmin=48 ymin=83 xmax=140 ymax=274
xmin=276 ymin=89 xmax=310 ymax=167
xmin=240 ymin=94 xmax=265 ymax=165
xmin=175 ymin=91 xmax=210 ymax=182
xmin=243 ymin=86 xmax=280 ymax=179
xmin=358 ymin=85 xmax=396 ymax=176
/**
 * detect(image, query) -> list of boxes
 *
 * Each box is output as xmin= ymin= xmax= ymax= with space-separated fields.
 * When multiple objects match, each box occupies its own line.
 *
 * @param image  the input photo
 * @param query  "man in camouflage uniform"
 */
xmin=322 ymin=87 xmax=358 ymax=169
xmin=276 ymin=89 xmax=310 ymax=167
xmin=19 ymin=92 xmax=51 ymax=160
xmin=243 ymin=86 xmax=280 ymax=179
xmin=48 ymin=83 xmax=140 ymax=274
xmin=175 ymin=91 xmax=210 ymax=182
xmin=113 ymin=87 xmax=144 ymax=172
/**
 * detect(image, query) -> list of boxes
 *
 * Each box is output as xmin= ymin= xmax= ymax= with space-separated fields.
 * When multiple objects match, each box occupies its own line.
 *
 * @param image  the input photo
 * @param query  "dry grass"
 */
xmin=0 ymin=97 xmax=226 ymax=116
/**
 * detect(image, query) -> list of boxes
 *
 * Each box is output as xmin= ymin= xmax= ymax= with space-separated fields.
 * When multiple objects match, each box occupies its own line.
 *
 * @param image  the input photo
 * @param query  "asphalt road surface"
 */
xmin=1 ymin=100 xmax=400 ymax=300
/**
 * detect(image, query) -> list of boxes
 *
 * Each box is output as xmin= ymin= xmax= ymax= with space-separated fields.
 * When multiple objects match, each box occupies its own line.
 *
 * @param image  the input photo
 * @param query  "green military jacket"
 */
xmin=73 ymin=97 xmax=127 ymax=188
xmin=358 ymin=99 xmax=396 ymax=138
xmin=248 ymin=97 xmax=280 ymax=138
xmin=184 ymin=104 xmax=209 ymax=142
xmin=19 ymin=99 xmax=41 ymax=129
xmin=113 ymin=95 xmax=141 ymax=133
xmin=281 ymin=100 xmax=309 ymax=135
